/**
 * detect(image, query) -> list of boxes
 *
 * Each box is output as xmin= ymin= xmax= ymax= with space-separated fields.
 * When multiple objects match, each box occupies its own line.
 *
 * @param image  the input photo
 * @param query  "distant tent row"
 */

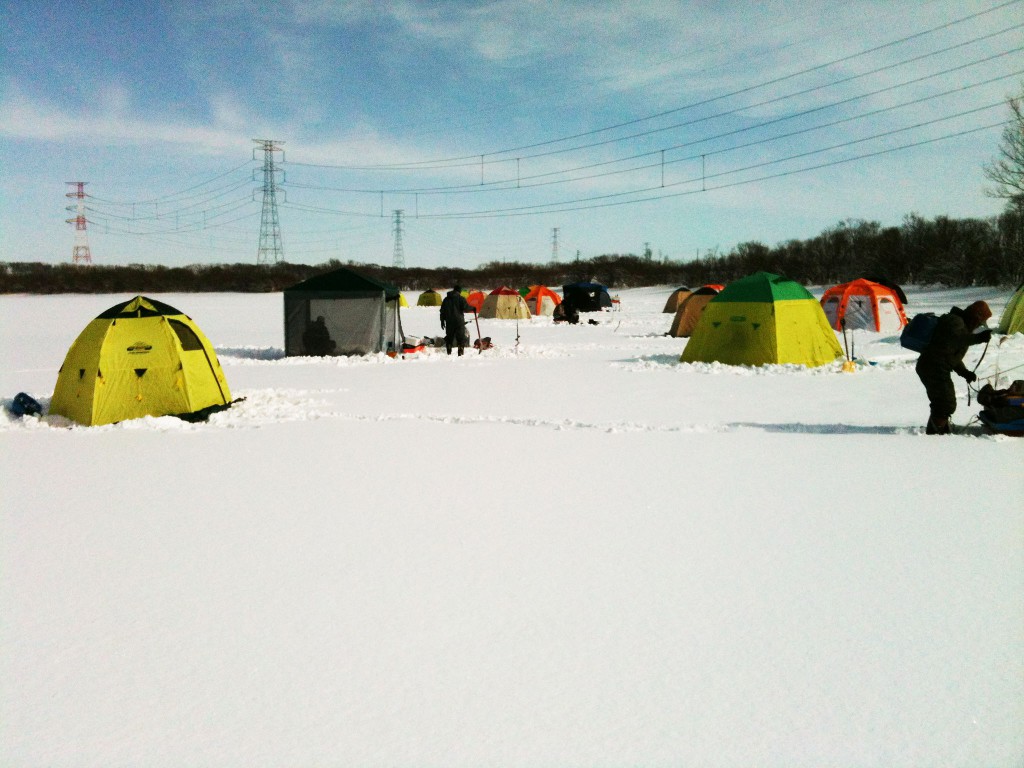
xmin=681 ymin=272 xmax=843 ymax=367
xmin=53 ymin=268 xmax=988 ymax=427
xmin=415 ymin=285 xmax=564 ymax=318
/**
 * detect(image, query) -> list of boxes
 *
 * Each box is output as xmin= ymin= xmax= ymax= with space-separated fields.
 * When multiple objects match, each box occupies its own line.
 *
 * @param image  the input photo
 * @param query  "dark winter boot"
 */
xmin=926 ymin=415 xmax=951 ymax=435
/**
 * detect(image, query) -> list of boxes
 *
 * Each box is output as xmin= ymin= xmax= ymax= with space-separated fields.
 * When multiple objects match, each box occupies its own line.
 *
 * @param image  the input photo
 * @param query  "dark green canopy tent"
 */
xmin=283 ymin=267 xmax=405 ymax=356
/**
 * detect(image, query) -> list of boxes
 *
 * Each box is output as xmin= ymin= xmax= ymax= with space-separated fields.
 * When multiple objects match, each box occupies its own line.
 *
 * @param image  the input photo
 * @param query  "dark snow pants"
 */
xmin=445 ymin=323 xmax=469 ymax=355
xmin=915 ymin=357 xmax=957 ymax=421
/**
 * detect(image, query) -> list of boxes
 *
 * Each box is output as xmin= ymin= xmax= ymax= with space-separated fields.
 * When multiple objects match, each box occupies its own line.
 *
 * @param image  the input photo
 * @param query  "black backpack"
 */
xmin=900 ymin=313 xmax=939 ymax=352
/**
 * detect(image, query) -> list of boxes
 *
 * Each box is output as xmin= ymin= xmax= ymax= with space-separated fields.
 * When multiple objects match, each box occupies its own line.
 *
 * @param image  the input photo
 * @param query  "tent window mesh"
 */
xmin=169 ymin=319 xmax=204 ymax=351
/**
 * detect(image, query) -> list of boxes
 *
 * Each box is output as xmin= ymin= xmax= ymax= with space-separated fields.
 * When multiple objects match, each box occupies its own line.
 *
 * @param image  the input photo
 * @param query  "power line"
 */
xmin=405 ymin=119 xmax=1000 ymax=221
xmin=373 ymin=0 xmax=848 ymax=142
xmin=281 ymin=55 xmax=1023 ymax=198
xmin=85 ymin=194 xmax=256 ymax=229
xmin=85 ymin=180 xmax=255 ymax=223
xmin=489 ymin=33 xmax=1024 ymax=166
xmin=89 ymin=201 xmax=260 ymax=236
xmin=69 ymin=2 xmax=1021 ymax=259
xmin=86 ymin=160 xmax=254 ymax=205
xmin=450 ymin=67 xmax=1024 ymax=196
xmin=286 ymin=0 xmax=1023 ymax=171
xmin=412 ymin=108 xmax=1007 ymax=219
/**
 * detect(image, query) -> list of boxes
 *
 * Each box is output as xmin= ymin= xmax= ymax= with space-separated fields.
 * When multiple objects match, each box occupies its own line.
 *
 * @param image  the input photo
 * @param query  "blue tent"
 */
xmin=562 ymin=281 xmax=612 ymax=312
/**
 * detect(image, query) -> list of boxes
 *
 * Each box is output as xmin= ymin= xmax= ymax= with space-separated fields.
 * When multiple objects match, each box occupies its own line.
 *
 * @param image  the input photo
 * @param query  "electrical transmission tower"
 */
xmin=392 ymin=209 xmax=406 ymax=268
xmin=551 ymin=227 xmax=560 ymax=262
xmin=65 ymin=181 xmax=93 ymax=265
xmin=254 ymin=138 xmax=285 ymax=265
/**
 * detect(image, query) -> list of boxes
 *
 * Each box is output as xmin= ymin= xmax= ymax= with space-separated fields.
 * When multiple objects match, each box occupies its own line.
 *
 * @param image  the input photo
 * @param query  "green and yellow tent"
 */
xmin=50 ymin=296 xmax=232 ymax=426
xmin=998 ymin=281 xmax=1024 ymax=335
xmin=417 ymin=289 xmax=443 ymax=306
xmin=680 ymin=272 xmax=843 ymax=367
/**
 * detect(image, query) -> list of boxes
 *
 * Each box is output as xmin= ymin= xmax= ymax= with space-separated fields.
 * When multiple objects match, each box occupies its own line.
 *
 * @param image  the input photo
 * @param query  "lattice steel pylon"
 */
xmin=392 ymin=209 xmax=405 ymax=268
xmin=254 ymin=139 xmax=285 ymax=265
xmin=65 ymin=181 xmax=93 ymax=265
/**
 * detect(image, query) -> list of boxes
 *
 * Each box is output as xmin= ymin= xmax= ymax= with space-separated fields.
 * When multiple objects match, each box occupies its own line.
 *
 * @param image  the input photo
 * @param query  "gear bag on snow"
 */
xmin=900 ymin=312 xmax=939 ymax=352
xmin=8 ymin=392 xmax=42 ymax=417
xmin=977 ymin=380 xmax=1024 ymax=436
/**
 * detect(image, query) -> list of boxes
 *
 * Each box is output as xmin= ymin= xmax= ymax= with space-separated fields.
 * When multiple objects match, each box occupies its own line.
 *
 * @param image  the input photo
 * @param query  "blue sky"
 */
xmin=2 ymin=0 xmax=1022 ymax=269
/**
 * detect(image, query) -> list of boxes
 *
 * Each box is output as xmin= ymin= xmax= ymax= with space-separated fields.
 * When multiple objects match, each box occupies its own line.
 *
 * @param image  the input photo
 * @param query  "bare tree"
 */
xmin=984 ymin=86 xmax=1024 ymax=205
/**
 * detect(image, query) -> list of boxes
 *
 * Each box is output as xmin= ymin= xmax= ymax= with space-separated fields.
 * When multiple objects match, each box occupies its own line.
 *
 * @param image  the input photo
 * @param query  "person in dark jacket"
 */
xmin=302 ymin=315 xmax=336 ymax=356
xmin=553 ymin=296 xmax=579 ymax=324
xmin=915 ymin=300 xmax=992 ymax=434
xmin=439 ymin=285 xmax=475 ymax=355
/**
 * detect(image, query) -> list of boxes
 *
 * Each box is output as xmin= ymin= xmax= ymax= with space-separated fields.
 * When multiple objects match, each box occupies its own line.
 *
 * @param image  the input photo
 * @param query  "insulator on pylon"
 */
xmin=65 ymin=181 xmax=92 ymax=265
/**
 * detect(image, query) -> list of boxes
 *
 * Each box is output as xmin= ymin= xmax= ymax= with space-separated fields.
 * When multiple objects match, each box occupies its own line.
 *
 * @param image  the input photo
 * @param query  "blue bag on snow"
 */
xmin=9 ymin=392 xmax=42 ymax=417
xmin=900 ymin=312 xmax=939 ymax=352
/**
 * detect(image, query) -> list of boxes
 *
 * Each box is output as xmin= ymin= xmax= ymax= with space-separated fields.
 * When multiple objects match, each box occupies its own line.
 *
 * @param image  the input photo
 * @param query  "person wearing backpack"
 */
xmin=915 ymin=300 xmax=992 ymax=434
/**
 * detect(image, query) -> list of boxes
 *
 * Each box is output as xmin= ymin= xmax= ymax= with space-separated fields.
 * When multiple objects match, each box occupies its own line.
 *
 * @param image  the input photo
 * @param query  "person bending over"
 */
xmin=915 ymin=300 xmax=991 ymax=434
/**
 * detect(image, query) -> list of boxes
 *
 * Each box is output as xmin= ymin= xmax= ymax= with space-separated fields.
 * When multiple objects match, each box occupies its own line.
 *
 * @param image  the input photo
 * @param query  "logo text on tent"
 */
xmin=126 ymin=342 xmax=153 ymax=354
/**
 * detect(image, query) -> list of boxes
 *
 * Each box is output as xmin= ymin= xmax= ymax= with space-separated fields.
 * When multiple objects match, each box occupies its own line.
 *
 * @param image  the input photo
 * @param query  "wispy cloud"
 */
xmin=0 ymin=82 xmax=254 ymax=154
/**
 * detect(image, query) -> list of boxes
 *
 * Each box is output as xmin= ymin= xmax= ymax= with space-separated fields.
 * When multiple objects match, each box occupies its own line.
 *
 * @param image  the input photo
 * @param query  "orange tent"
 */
xmin=466 ymin=291 xmax=486 ymax=313
xmin=662 ymin=287 xmax=691 ymax=313
xmin=523 ymin=285 xmax=562 ymax=316
xmin=668 ymin=285 xmax=721 ymax=337
xmin=820 ymin=278 xmax=907 ymax=332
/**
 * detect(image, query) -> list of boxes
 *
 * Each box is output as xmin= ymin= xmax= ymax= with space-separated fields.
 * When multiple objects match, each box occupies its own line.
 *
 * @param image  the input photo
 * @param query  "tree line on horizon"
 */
xmin=2 ymin=208 xmax=1022 ymax=295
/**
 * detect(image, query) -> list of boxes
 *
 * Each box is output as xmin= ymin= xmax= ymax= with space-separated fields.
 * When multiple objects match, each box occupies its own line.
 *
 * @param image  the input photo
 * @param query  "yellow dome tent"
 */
xmin=50 ymin=296 xmax=233 ymax=426
xmin=681 ymin=272 xmax=843 ymax=367
xmin=998 ymin=281 xmax=1024 ymax=335
xmin=417 ymin=289 xmax=443 ymax=306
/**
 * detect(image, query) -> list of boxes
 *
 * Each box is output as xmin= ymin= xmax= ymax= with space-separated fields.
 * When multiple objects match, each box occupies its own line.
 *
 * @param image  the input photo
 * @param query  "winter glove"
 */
xmin=961 ymin=370 xmax=977 ymax=383
xmin=975 ymin=329 xmax=992 ymax=344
